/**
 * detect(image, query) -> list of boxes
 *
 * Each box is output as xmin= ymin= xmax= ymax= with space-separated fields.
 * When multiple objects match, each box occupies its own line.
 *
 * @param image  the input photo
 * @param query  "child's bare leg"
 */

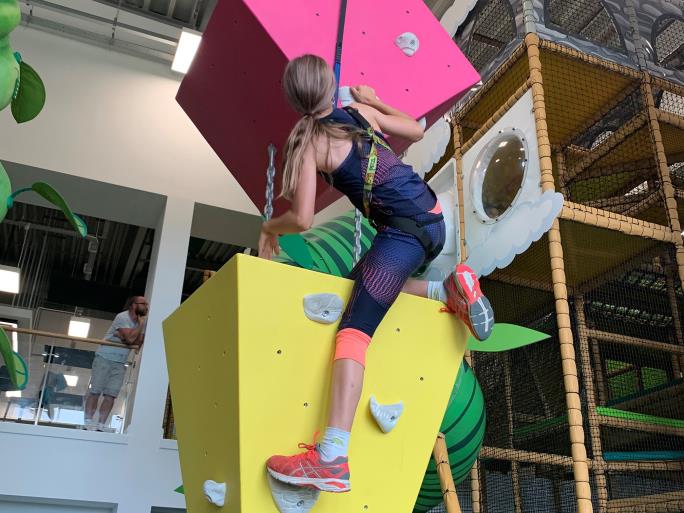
xmin=401 ymin=279 xmax=429 ymax=298
xmin=327 ymin=359 xmax=365 ymax=431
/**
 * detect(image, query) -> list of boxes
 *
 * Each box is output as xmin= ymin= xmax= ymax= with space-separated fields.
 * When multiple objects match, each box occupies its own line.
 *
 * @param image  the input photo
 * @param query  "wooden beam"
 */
xmin=586 ymin=329 xmax=684 ymax=355
xmin=607 ymin=491 xmax=684 ymax=513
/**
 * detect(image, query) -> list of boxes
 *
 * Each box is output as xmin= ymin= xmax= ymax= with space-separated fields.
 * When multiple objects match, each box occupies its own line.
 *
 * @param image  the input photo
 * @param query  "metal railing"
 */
xmin=0 ymin=325 xmax=139 ymax=434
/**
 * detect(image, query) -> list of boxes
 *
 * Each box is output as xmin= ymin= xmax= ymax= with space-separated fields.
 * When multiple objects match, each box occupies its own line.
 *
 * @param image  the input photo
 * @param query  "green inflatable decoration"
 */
xmin=0 ymin=325 xmax=27 ymax=390
xmin=0 ymin=0 xmax=45 ymax=122
xmin=0 ymin=0 xmax=86 ymax=390
xmin=414 ymin=361 xmax=484 ymax=512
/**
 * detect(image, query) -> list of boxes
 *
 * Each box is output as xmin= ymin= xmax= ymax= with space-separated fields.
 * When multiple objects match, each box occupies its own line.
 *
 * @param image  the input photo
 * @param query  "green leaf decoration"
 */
xmin=11 ymin=61 xmax=46 ymax=123
xmin=174 ymin=485 xmax=184 ymax=494
xmin=0 ymin=161 xmax=11 ymax=222
xmin=279 ymin=233 xmax=314 ymax=270
xmin=466 ymin=323 xmax=550 ymax=352
xmin=31 ymin=182 xmax=87 ymax=237
xmin=0 ymin=327 xmax=28 ymax=390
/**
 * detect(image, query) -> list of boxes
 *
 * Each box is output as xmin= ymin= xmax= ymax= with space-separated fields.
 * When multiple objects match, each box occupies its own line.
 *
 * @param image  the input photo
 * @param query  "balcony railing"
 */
xmin=0 ymin=326 xmax=138 ymax=434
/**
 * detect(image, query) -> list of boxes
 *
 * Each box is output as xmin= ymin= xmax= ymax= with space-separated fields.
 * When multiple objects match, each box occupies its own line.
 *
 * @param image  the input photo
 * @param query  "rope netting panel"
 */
xmin=425 ymin=474 xmax=473 ymax=513
xmin=561 ymin=217 xmax=684 ymax=511
xmin=532 ymin=45 xmax=672 ymax=226
xmin=653 ymin=15 xmax=684 ymax=70
xmin=466 ymin=238 xmax=584 ymax=512
xmin=457 ymin=44 xmax=529 ymax=146
xmin=604 ymin=470 xmax=684 ymax=513
xmin=462 ymin=0 xmax=517 ymax=73
xmin=545 ymin=0 xmax=624 ymax=51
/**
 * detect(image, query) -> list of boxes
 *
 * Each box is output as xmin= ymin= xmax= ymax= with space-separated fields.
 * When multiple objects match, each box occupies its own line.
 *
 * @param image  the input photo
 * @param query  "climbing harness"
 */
xmin=342 ymin=106 xmax=444 ymax=262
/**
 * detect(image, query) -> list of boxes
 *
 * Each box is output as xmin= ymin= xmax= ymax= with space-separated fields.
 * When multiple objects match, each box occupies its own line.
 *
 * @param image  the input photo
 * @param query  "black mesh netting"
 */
xmin=653 ymin=16 xmax=684 ymax=70
xmin=546 ymin=0 xmax=624 ymax=51
xmin=461 ymin=0 xmax=517 ymax=73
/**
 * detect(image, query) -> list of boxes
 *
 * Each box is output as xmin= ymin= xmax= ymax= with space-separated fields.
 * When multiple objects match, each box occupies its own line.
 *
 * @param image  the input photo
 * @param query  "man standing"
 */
xmin=84 ymin=296 xmax=148 ymax=431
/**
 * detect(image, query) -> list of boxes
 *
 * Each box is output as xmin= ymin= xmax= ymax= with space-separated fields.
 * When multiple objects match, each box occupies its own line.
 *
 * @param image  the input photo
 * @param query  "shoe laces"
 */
xmin=297 ymin=432 xmax=320 ymax=456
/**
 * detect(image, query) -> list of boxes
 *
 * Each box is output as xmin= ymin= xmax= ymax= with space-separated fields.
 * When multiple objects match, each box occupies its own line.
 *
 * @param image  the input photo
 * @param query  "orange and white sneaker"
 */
xmin=442 ymin=264 xmax=494 ymax=341
xmin=267 ymin=439 xmax=351 ymax=493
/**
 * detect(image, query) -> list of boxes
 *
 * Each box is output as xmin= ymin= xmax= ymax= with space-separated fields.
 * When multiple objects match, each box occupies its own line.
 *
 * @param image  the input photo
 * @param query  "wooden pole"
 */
xmin=479 ymin=446 xmax=578 ymax=467
xmin=641 ymin=76 xmax=684 ymax=287
xmin=454 ymin=124 xmax=467 ymax=263
xmin=598 ymin=415 xmax=684 ymax=437
xmin=585 ymin=329 xmax=684 ymax=354
xmin=606 ymin=490 xmax=684 ymax=513
xmin=433 ymin=433 xmax=463 ymax=513
xmin=575 ymin=296 xmax=608 ymax=513
xmin=560 ymin=201 xmax=678 ymax=243
xmin=503 ymin=354 xmax=523 ymax=513
xmin=526 ymin=32 xmax=593 ymax=513
xmin=664 ymin=255 xmax=684 ymax=375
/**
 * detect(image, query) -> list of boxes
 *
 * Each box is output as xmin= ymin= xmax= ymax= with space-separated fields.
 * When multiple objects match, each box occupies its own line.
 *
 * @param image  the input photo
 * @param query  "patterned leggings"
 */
xmin=338 ymin=212 xmax=445 ymax=339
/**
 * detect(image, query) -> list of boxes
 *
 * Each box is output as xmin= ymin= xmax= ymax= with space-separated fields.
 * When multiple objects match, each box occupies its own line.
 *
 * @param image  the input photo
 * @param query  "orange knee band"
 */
xmin=335 ymin=328 xmax=372 ymax=367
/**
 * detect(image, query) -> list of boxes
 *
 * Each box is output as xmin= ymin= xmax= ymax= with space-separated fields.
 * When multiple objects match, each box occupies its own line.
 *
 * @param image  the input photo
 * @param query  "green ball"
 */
xmin=414 ymin=361 xmax=486 ymax=513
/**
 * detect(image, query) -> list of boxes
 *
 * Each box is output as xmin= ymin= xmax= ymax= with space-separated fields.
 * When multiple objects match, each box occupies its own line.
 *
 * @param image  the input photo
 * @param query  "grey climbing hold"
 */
xmin=395 ymin=32 xmax=420 ymax=56
xmin=268 ymin=475 xmax=320 ymax=513
xmin=370 ymin=396 xmax=404 ymax=433
xmin=303 ymin=293 xmax=344 ymax=324
xmin=203 ymin=480 xmax=226 ymax=506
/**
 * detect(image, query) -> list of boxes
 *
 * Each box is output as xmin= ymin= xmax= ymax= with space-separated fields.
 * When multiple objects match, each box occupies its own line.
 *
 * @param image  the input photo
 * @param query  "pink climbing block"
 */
xmin=177 ymin=0 xmax=479 ymax=214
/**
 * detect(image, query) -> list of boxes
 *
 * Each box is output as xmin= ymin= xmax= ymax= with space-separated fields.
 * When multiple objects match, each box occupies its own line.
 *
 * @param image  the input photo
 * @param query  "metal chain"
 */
xmin=353 ymin=208 xmax=362 ymax=264
xmin=264 ymin=144 xmax=276 ymax=221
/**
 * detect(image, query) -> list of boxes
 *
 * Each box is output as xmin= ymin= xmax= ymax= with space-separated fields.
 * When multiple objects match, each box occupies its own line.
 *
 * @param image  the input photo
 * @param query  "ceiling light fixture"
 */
xmin=68 ymin=317 xmax=91 ymax=338
xmin=172 ymin=29 xmax=202 ymax=74
xmin=0 ymin=265 xmax=20 ymax=294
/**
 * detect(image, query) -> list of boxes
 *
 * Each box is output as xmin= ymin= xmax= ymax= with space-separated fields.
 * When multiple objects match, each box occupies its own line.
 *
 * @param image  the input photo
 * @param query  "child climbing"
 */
xmin=258 ymin=54 xmax=494 ymax=493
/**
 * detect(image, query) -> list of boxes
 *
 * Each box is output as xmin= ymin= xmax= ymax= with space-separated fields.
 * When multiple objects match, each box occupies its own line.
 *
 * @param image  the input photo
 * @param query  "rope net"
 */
xmin=446 ymin=25 xmax=684 ymax=513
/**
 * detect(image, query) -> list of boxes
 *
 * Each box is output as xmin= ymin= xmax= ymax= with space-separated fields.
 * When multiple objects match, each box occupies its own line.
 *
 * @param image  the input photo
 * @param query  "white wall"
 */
xmin=0 ymin=25 xmax=258 ymax=218
xmin=0 ymin=199 xmax=189 ymax=513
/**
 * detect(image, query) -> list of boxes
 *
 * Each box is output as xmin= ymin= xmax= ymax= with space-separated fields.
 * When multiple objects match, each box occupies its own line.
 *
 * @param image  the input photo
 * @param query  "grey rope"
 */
xmin=264 ymin=144 xmax=276 ymax=221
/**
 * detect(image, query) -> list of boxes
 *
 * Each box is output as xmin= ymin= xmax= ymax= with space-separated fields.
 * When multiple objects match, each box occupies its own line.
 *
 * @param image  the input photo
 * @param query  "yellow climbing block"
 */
xmin=163 ymin=254 xmax=466 ymax=513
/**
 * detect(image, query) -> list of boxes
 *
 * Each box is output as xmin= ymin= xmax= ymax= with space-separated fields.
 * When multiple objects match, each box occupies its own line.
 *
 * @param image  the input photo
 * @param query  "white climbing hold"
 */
xmin=303 ymin=293 xmax=344 ymax=324
xmin=370 ymin=395 xmax=404 ymax=433
xmin=395 ymin=32 xmax=420 ymax=56
xmin=338 ymin=86 xmax=354 ymax=107
xmin=203 ymin=480 xmax=226 ymax=507
xmin=268 ymin=475 xmax=320 ymax=513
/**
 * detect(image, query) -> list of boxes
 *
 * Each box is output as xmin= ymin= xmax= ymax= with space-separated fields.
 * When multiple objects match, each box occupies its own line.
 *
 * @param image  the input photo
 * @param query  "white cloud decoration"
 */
xmin=440 ymin=0 xmax=480 ymax=37
xmin=402 ymin=117 xmax=451 ymax=178
xmin=465 ymin=190 xmax=564 ymax=277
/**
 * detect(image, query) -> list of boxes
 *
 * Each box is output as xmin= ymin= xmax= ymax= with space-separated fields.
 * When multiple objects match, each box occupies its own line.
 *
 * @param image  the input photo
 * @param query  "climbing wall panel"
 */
xmin=163 ymin=255 xmax=467 ymax=513
xmin=176 ymin=0 xmax=479 ymax=215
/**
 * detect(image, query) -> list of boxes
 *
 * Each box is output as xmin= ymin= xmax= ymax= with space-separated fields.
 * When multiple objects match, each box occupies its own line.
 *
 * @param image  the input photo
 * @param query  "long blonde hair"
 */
xmin=281 ymin=54 xmax=361 ymax=200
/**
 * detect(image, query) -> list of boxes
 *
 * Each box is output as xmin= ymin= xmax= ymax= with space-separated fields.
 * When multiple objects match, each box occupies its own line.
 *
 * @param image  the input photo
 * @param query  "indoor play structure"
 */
xmin=164 ymin=0 xmax=684 ymax=512
xmin=0 ymin=0 xmax=87 ymax=397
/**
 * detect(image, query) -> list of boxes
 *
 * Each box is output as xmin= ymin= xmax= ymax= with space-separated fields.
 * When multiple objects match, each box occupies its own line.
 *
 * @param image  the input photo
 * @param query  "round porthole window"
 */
xmin=470 ymin=128 xmax=528 ymax=223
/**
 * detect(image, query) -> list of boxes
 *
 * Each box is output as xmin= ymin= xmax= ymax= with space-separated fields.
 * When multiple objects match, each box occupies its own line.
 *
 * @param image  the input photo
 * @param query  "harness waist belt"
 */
xmin=371 ymin=213 xmax=443 ymax=260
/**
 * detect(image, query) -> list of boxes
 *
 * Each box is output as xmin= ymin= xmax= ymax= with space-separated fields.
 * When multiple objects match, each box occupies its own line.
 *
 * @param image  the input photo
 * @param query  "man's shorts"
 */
xmin=89 ymin=355 xmax=127 ymax=397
